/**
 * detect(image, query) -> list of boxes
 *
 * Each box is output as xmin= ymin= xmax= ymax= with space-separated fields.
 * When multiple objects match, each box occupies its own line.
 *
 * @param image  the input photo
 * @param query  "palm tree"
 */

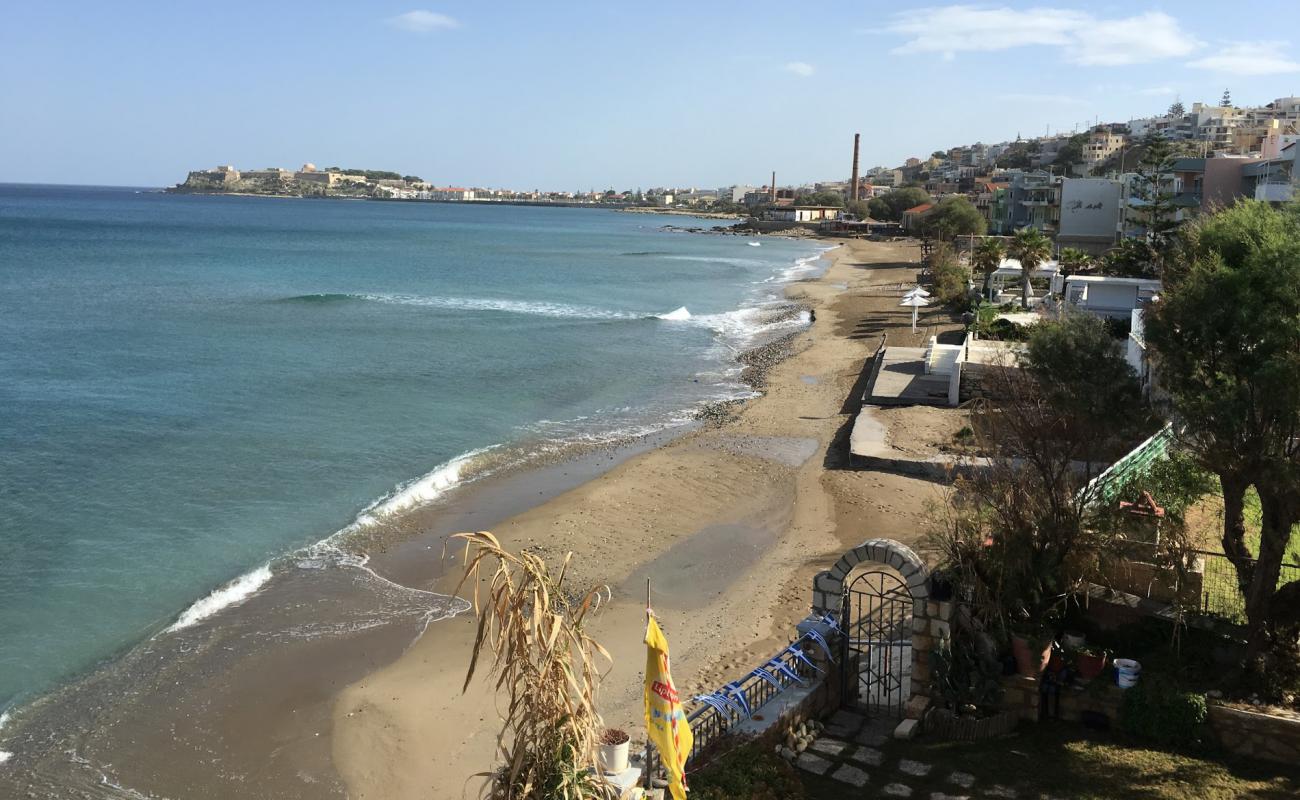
xmin=1007 ymin=227 xmax=1052 ymax=309
xmin=1057 ymin=247 xmax=1094 ymax=278
xmin=971 ymin=237 xmax=1006 ymax=301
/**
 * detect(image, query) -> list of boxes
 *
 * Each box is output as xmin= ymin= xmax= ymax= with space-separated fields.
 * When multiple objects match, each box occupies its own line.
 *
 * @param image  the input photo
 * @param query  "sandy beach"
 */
xmin=331 ymin=237 xmax=966 ymax=799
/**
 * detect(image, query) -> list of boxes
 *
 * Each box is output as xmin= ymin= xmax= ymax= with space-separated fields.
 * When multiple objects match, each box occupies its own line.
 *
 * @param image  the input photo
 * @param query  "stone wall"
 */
xmin=1207 ymin=703 xmax=1300 ymax=765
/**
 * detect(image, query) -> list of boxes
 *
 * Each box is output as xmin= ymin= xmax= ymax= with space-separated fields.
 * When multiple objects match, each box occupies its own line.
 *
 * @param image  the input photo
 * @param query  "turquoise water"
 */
xmin=0 ymin=185 xmax=824 ymax=713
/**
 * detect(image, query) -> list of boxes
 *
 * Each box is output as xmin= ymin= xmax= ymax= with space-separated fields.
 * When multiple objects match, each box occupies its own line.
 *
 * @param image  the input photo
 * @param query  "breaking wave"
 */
xmin=166 ymin=565 xmax=274 ymax=633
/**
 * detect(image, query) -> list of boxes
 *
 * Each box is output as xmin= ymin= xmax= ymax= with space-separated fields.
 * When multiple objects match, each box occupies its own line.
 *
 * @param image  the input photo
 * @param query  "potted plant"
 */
xmin=1010 ymin=625 xmax=1053 ymax=678
xmin=1074 ymin=645 xmax=1108 ymax=682
xmin=597 ymin=728 xmax=631 ymax=774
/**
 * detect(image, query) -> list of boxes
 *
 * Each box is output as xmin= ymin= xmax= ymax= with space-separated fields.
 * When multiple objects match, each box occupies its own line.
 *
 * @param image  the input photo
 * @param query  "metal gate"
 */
xmin=840 ymin=568 xmax=912 ymax=717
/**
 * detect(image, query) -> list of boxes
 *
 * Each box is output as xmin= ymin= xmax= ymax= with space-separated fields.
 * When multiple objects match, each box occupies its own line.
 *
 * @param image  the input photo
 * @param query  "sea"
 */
xmin=0 ymin=184 xmax=829 ymax=788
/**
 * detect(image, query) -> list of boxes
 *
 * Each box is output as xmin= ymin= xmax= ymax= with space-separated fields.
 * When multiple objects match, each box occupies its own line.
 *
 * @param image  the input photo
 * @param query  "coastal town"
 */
xmin=7 ymin=2 xmax=1300 ymax=796
xmin=171 ymin=92 xmax=1299 ymax=245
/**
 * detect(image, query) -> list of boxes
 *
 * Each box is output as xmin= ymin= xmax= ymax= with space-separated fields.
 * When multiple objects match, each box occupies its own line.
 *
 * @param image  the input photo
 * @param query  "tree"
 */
xmin=1053 ymin=134 xmax=1089 ymax=176
xmin=920 ymin=196 xmax=986 ymax=240
xmin=1168 ymin=100 xmax=1185 ymax=118
xmin=868 ymin=187 xmax=931 ymax=221
xmin=1099 ymin=237 xmax=1158 ymax=278
xmin=845 ymin=199 xmax=873 ymax=221
xmin=1007 ymin=227 xmax=1052 ymax=309
xmin=1144 ymin=201 xmax=1300 ymax=683
xmin=1220 ymin=89 xmax=1232 ymax=108
xmin=1131 ymin=133 xmax=1183 ymax=274
xmin=1023 ymin=313 xmax=1147 ymax=451
xmin=931 ymin=150 xmax=947 ymax=160
xmin=935 ymin=315 xmax=1145 ymax=637
xmin=972 ymin=237 xmax=1006 ymax=300
xmin=793 ymin=190 xmax=844 ymax=207
xmin=1057 ymin=247 xmax=1094 ymax=277
xmin=929 ymin=242 xmax=971 ymax=306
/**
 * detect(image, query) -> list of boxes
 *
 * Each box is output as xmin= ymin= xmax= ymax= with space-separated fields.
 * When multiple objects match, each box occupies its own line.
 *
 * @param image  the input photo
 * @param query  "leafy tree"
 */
xmin=934 ymin=315 xmax=1145 ymax=637
xmin=996 ymin=143 xmax=1033 ymax=170
xmin=401 ymin=175 xmax=423 ymax=183
xmin=1007 ymin=227 xmax=1052 ymax=308
xmin=867 ymin=187 xmax=931 ymax=221
xmin=920 ymin=196 xmax=986 ymax=240
xmin=1144 ymin=201 xmax=1300 ymax=683
xmin=792 ymin=190 xmax=843 ymax=207
xmin=929 ymin=242 xmax=971 ymax=306
xmin=931 ymin=150 xmax=947 ymax=160
xmin=1099 ymin=237 xmax=1159 ymax=278
xmin=972 ymin=237 xmax=1006 ymax=300
xmin=1053 ymin=133 xmax=1090 ymax=176
xmin=845 ymin=199 xmax=873 ymax=221
xmin=1168 ymin=100 xmax=1185 ymax=117
xmin=1024 ymin=313 xmax=1146 ymax=449
xmin=1131 ymin=133 xmax=1183 ymax=273
xmin=1057 ymin=247 xmax=1094 ymax=277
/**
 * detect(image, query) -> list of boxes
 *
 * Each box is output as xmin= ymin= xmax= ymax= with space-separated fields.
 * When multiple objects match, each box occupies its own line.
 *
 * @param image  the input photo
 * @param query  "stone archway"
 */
xmin=807 ymin=538 xmax=941 ymax=730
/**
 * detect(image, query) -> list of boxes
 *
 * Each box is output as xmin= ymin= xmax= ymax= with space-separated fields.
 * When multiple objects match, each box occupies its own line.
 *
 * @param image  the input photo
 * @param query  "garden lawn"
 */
xmin=799 ymin=722 xmax=1300 ymax=800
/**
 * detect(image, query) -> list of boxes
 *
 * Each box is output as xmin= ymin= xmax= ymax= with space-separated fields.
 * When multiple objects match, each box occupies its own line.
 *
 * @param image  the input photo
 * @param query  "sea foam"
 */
xmin=361 ymin=294 xmax=637 ymax=320
xmin=656 ymin=306 xmax=692 ymax=321
xmin=165 ymin=564 xmax=274 ymax=633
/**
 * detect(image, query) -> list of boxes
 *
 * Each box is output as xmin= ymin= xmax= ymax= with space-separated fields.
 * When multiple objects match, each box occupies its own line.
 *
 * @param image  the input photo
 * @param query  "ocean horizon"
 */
xmin=0 ymin=184 xmax=828 ymax=729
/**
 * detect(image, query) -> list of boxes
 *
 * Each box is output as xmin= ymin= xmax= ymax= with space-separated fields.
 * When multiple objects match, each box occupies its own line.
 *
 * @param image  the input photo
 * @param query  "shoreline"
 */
xmin=0 ymin=237 xmax=968 ymax=800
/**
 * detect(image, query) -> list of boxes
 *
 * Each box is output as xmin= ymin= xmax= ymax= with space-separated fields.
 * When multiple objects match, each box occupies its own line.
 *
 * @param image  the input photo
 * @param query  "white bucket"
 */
xmin=1114 ymin=658 xmax=1141 ymax=689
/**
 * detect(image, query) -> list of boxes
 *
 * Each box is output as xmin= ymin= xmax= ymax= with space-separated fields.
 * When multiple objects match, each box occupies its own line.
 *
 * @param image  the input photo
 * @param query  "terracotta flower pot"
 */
xmin=1011 ymin=635 xmax=1052 ymax=677
xmin=1076 ymin=650 xmax=1108 ymax=682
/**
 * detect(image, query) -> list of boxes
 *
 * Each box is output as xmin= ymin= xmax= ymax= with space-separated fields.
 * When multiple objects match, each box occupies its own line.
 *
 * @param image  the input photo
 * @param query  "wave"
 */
xmin=346 ymin=446 xmax=496 ymax=531
xmin=619 ymin=250 xmax=671 ymax=257
xmin=747 ymin=241 xmax=762 ymax=247
xmin=662 ymin=255 xmax=763 ymax=267
xmin=656 ymin=306 xmax=692 ymax=321
xmin=280 ymin=292 xmax=639 ymax=321
xmin=165 ymin=565 xmax=274 ymax=633
xmin=0 ymin=710 xmax=9 ymax=766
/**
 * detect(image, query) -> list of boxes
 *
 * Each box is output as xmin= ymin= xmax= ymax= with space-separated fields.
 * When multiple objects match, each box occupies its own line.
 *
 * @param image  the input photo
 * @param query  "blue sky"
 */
xmin=2 ymin=1 xmax=1299 ymax=189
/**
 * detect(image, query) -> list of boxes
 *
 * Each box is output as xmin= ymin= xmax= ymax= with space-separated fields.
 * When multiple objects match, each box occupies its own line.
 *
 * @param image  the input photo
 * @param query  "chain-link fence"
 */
xmin=1196 ymin=549 xmax=1300 ymax=623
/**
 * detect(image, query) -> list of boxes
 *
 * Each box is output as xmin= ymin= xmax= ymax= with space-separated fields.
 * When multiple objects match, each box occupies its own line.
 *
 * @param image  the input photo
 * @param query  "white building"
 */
xmin=430 ymin=187 xmax=475 ymax=201
xmin=717 ymin=185 xmax=755 ymax=203
xmin=1053 ymin=275 xmax=1162 ymax=320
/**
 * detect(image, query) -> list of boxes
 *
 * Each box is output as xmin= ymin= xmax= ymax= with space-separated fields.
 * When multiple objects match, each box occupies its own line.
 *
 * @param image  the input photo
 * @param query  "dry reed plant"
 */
xmin=452 ymin=530 xmax=617 ymax=800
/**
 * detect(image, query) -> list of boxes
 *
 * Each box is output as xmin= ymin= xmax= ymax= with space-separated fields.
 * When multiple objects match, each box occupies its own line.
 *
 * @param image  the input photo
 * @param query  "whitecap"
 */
xmin=346 ymin=446 xmax=496 ymax=531
xmin=166 ymin=564 xmax=274 ymax=633
xmin=747 ymin=241 xmax=762 ymax=247
xmin=360 ymin=294 xmax=635 ymax=320
xmin=656 ymin=306 xmax=692 ymax=321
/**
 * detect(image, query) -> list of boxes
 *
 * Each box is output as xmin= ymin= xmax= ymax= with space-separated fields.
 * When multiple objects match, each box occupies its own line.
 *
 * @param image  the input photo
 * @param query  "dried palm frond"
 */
xmin=452 ymin=531 xmax=617 ymax=800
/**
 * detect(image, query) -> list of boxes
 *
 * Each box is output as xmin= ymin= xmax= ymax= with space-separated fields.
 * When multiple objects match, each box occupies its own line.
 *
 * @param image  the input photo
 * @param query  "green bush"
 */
xmin=689 ymin=741 xmax=806 ymax=800
xmin=1119 ymin=676 xmax=1210 ymax=750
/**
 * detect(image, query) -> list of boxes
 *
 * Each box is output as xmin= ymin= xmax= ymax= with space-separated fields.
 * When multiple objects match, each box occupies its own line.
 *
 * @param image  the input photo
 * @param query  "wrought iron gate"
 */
xmin=840 ymin=568 xmax=912 ymax=717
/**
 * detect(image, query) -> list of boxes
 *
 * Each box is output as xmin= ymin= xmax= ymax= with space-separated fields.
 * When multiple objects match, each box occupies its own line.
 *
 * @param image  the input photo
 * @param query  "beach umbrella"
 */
xmin=903 ymin=285 xmax=931 ymax=299
xmin=899 ymin=294 xmax=930 ymax=333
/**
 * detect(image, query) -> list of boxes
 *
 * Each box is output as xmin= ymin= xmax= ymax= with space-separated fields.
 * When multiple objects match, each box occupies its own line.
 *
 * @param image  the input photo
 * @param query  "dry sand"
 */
xmin=331 ymin=238 xmax=965 ymax=799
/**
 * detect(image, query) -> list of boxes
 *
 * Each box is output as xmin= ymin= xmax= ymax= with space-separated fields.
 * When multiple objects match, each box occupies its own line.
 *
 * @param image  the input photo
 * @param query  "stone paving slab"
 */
xmin=930 ymin=794 xmax=972 ymax=800
xmin=984 ymin=785 xmax=1017 ymax=798
xmin=855 ymin=728 xmax=891 ymax=747
xmin=795 ymin=752 xmax=832 ymax=775
xmin=884 ymin=783 xmax=915 ymax=797
xmin=898 ymin=758 xmax=933 ymax=778
xmin=948 ymin=772 xmax=976 ymax=789
xmin=830 ymin=763 xmax=870 ymax=788
xmin=850 ymin=746 xmax=884 ymax=767
xmin=810 ymin=738 xmax=850 ymax=757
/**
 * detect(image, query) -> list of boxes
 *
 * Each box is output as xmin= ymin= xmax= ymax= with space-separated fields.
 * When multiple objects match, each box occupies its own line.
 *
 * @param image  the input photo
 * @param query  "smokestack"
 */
xmin=770 ymin=171 xmax=776 ymax=202
xmin=850 ymin=133 xmax=861 ymax=202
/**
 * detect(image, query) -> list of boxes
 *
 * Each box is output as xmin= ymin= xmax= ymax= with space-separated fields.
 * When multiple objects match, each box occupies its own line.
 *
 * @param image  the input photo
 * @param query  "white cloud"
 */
xmin=1187 ymin=42 xmax=1300 ymax=76
xmin=886 ymin=5 xmax=1200 ymax=66
xmin=1067 ymin=12 xmax=1199 ymax=66
xmin=784 ymin=61 xmax=815 ymax=77
xmin=386 ymin=10 xmax=460 ymax=33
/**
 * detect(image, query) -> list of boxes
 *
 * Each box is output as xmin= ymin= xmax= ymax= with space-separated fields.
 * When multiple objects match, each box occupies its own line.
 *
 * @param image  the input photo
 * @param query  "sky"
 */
xmin=2 ymin=1 xmax=1299 ymax=189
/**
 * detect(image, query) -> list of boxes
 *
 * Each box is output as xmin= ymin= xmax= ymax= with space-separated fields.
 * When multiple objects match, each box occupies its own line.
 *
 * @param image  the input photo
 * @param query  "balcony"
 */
xmin=1256 ymin=183 xmax=1295 ymax=202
